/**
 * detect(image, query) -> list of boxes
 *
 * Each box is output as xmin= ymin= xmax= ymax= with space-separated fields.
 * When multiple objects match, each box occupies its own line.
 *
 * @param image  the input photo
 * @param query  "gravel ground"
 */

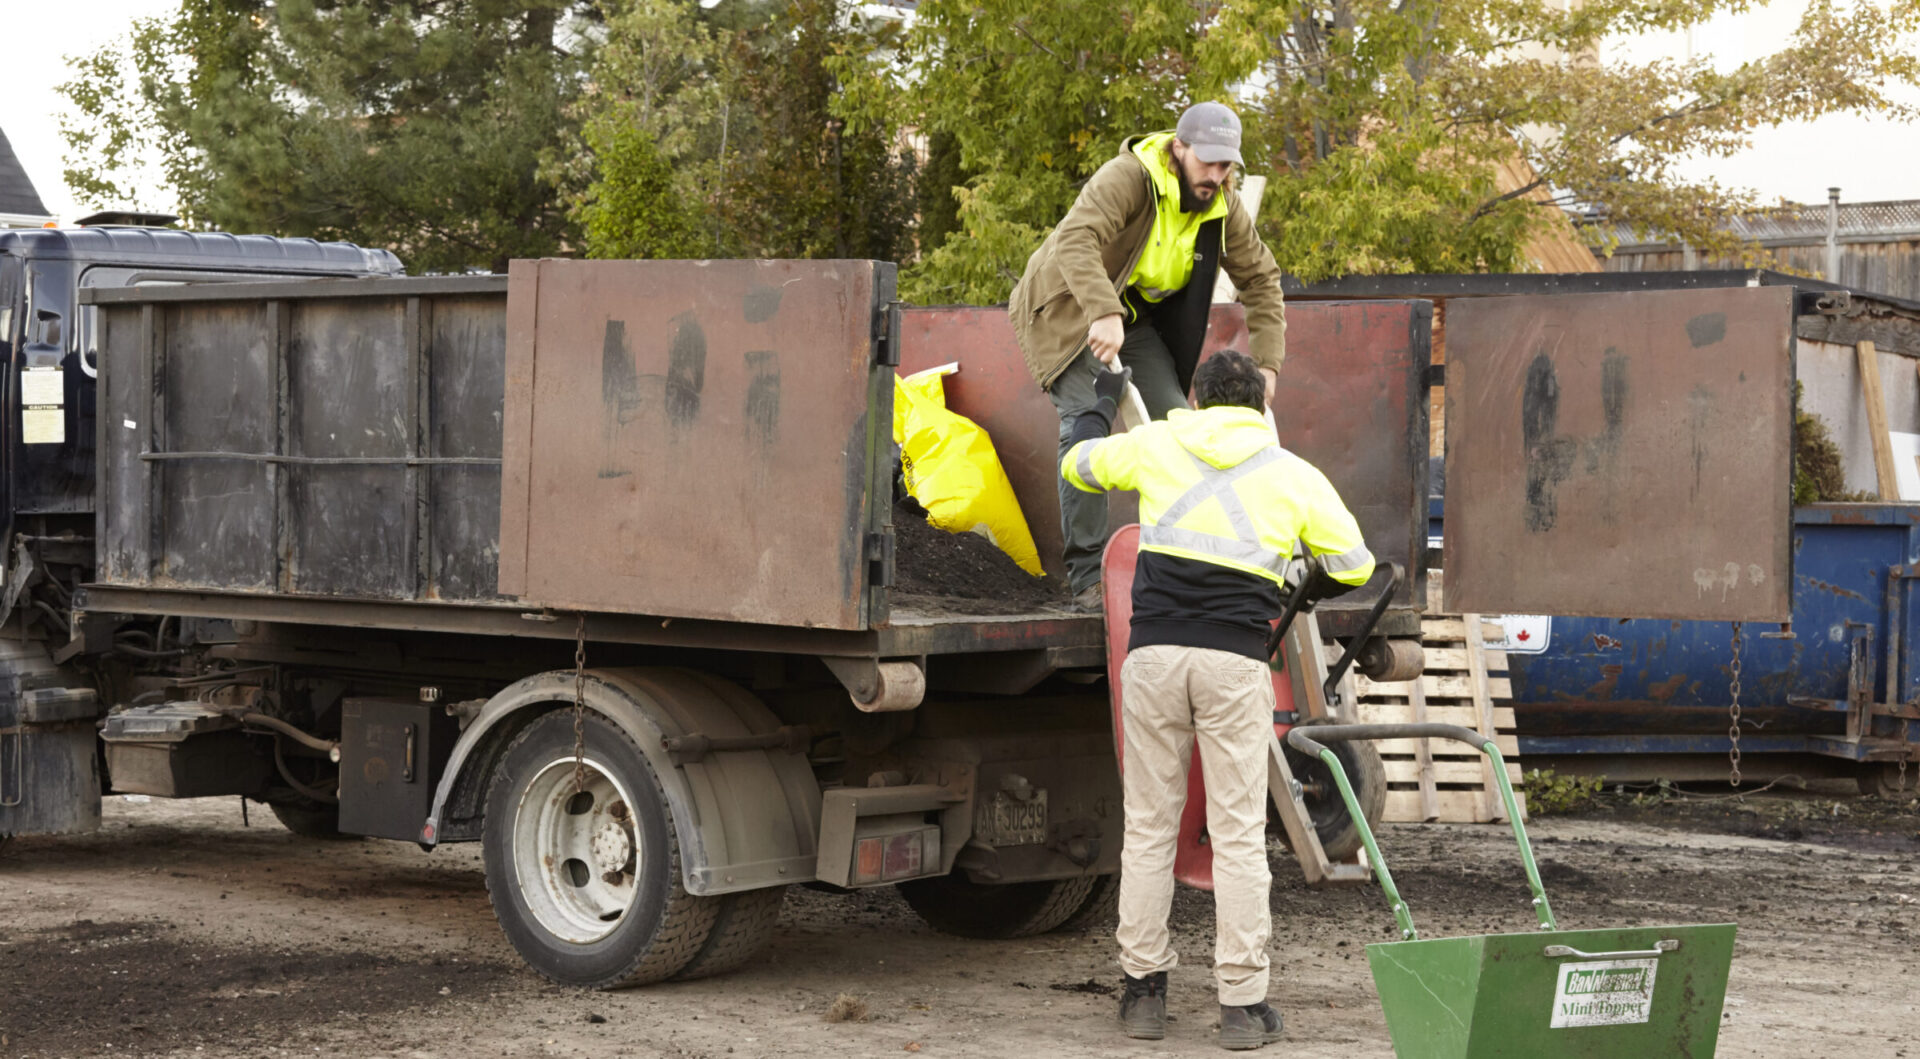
xmin=2 ymin=787 xmax=1915 ymax=1058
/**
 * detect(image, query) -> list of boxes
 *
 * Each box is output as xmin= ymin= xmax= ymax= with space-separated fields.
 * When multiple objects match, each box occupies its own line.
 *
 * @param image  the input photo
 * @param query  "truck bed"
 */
xmin=74 ymin=581 xmax=1106 ymax=662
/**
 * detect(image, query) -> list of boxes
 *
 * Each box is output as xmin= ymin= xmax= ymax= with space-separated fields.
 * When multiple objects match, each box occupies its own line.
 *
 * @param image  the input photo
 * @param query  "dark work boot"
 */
xmin=1119 ymin=971 xmax=1168 ymax=1040
xmin=1218 ymin=1001 xmax=1284 ymax=1050
xmin=1072 ymin=582 xmax=1104 ymax=614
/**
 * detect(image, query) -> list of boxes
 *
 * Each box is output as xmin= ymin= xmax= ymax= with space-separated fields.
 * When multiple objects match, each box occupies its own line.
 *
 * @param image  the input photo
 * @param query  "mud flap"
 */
xmin=0 ymin=642 xmax=101 ymax=837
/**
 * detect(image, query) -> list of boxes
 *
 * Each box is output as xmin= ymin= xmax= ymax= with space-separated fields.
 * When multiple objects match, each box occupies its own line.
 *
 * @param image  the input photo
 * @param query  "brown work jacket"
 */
xmin=1008 ymin=134 xmax=1288 ymax=392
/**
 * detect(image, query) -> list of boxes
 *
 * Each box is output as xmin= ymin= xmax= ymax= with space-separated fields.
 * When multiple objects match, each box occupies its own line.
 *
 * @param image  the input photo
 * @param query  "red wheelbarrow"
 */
xmin=1100 ymin=523 xmax=1400 ymax=888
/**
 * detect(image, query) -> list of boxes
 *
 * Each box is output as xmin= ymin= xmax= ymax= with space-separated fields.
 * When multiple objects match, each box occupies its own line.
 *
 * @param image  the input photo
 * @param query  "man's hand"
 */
xmin=1260 ymin=366 xmax=1278 ymax=402
xmin=1087 ymin=313 xmax=1125 ymax=365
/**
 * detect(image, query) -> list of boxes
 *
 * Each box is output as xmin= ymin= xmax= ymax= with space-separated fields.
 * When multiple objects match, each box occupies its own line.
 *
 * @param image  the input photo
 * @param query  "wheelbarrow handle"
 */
xmin=1265 ymin=555 xmax=1325 ymax=659
xmin=1283 ymin=721 xmax=1558 ymax=941
xmin=1266 ymin=561 xmax=1403 ymax=713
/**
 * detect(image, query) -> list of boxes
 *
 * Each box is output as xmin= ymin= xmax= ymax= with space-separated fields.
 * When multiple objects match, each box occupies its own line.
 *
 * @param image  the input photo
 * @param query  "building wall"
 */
xmin=1604 ymin=240 xmax=1920 ymax=304
xmin=1796 ymin=337 xmax=1920 ymax=498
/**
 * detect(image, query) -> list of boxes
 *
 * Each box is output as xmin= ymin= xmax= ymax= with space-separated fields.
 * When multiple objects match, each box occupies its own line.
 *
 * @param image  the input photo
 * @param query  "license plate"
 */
xmin=980 ymin=790 xmax=1048 ymax=846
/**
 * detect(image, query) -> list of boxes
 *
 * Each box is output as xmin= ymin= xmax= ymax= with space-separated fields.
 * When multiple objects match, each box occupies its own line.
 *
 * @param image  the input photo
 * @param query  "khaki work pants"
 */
xmin=1115 ymin=643 xmax=1274 ymax=1005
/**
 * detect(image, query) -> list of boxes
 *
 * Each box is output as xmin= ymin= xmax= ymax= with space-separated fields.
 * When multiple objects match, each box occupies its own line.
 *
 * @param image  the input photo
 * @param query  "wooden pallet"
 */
xmin=1326 ymin=607 xmax=1528 ymax=824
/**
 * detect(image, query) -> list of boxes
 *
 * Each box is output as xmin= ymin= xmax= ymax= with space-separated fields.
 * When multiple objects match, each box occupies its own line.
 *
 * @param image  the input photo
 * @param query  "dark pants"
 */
xmin=1045 ymin=321 xmax=1189 ymax=594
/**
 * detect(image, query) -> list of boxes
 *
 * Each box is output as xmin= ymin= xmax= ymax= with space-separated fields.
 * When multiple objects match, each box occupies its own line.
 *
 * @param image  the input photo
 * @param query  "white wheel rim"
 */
xmin=511 ymin=755 xmax=641 ymax=944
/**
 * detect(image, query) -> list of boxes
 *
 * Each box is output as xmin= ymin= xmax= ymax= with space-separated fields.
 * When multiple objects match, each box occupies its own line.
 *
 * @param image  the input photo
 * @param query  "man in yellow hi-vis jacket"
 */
xmin=1062 ymin=350 xmax=1373 ymax=1051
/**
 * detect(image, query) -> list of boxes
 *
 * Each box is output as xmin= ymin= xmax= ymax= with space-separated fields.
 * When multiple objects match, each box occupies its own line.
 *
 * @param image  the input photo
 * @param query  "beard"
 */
xmin=1175 ymin=162 xmax=1222 ymax=213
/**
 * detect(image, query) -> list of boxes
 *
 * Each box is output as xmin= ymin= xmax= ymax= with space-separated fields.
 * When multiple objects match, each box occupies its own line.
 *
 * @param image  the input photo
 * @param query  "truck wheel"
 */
xmin=1856 ymin=762 xmax=1917 ymax=799
xmin=1278 ymin=739 xmax=1386 ymax=862
xmin=1057 ymin=872 xmax=1120 ymax=933
xmin=898 ymin=873 xmax=1100 ymax=939
xmin=267 ymin=799 xmax=355 ymax=840
xmin=482 ymin=710 xmax=719 ymax=988
xmin=672 ymin=884 xmax=786 ymax=980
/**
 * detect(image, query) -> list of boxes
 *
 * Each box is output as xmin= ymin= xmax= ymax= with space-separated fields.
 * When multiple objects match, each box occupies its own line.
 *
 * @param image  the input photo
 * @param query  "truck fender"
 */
xmin=422 ymin=666 xmax=820 ymax=896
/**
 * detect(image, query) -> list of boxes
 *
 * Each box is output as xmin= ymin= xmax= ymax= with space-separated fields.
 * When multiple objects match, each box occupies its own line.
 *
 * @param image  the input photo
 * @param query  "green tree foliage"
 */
xmin=579 ymin=123 xmax=713 ymax=258
xmin=836 ymin=0 xmax=1218 ymax=303
xmin=550 ymin=0 xmax=731 ymax=257
xmin=62 ymin=0 xmax=593 ymax=273
xmin=838 ymin=0 xmax=1920 ymax=302
xmin=1240 ymin=0 xmax=1920 ymax=277
xmin=61 ymin=0 xmax=267 ymax=214
xmin=915 ymin=130 xmax=966 ymax=258
xmin=719 ymin=0 xmax=917 ymax=260
xmin=565 ymin=0 xmax=916 ymax=261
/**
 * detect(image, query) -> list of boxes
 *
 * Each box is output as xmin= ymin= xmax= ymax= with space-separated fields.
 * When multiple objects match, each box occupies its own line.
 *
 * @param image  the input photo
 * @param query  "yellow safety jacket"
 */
xmin=1124 ymin=132 xmax=1230 ymax=305
xmin=1063 ymin=406 xmax=1374 ymax=591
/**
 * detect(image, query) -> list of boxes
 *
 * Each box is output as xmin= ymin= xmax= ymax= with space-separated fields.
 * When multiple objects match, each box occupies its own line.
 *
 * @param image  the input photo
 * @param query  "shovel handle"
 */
xmin=1284 ymin=722 xmax=1558 ymax=940
xmin=1102 ymin=359 xmax=1153 ymax=430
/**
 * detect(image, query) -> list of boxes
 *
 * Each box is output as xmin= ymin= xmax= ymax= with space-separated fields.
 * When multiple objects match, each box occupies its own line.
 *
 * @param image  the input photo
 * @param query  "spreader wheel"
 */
xmin=1276 ymin=739 xmax=1386 ymax=862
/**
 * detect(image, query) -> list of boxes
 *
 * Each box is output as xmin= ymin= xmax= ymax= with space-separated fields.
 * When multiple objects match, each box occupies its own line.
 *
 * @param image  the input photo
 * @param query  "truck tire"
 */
xmin=898 ymin=873 xmax=1100 ymax=939
xmin=1058 ymin=872 xmax=1120 ymax=933
xmin=672 ymin=884 xmax=786 ymax=981
xmin=267 ymin=799 xmax=354 ymax=840
xmin=482 ymin=710 xmax=719 ymax=989
xmin=1856 ymin=762 xmax=1916 ymax=799
xmin=1277 ymin=739 xmax=1386 ymax=863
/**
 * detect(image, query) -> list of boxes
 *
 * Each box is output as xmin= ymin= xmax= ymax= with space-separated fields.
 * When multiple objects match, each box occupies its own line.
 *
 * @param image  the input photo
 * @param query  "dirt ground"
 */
xmin=3 ymin=786 xmax=1916 ymax=1059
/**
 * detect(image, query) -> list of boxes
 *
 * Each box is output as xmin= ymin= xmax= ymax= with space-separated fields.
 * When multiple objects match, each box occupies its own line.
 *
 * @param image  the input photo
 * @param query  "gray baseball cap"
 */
xmin=1176 ymin=102 xmax=1243 ymax=165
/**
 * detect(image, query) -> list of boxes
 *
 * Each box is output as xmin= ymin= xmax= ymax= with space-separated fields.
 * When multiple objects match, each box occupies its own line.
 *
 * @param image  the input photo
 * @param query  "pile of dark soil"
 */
xmin=891 ymin=501 xmax=1071 ymax=614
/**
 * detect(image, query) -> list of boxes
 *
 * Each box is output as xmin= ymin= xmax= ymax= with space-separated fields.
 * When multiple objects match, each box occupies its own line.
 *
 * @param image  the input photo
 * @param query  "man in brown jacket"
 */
xmin=1009 ymin=102 xmax=1288 ymax=611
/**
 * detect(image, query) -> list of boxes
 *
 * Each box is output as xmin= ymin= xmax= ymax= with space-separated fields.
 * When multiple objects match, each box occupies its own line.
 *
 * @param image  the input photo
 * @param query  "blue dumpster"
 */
xmin=1438 ymin=503 xmax=1920 ymax=784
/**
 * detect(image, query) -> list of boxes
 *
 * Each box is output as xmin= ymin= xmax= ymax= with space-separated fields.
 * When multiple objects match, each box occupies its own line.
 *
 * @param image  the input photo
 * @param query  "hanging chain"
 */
xmin=1900 ymin=721 xmax=1911 ymax=794
xmin=572 ymin=615 xmax=589 ymax=794
xmin=1727 ymin=621 xmax=1744 ymax=788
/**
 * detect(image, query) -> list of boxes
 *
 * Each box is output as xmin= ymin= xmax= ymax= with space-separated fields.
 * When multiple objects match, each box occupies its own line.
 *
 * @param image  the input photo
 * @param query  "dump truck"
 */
xmin=1 ymin=250 xmax=1805 ymax=988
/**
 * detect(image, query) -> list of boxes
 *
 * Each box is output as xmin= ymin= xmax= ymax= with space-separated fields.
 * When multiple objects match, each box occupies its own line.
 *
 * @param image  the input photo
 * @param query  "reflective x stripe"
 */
xmin=1139 ymin=524 xmax=1289 ymax=576
xmin=1155 ymin=447 xmax=1285 ymax=543
xmin=1140 ymin=445 xmax=1290 ymax=574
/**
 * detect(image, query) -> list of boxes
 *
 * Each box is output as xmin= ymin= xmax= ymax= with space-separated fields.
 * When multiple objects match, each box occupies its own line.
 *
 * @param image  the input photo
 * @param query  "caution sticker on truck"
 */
xmin=21 ymin=367 xmax=64 ymax=444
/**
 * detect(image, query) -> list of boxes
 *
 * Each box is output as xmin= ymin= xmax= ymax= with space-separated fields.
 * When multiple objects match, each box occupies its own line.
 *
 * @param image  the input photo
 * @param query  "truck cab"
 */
xmin=0 ymin=226 xmax=400 ymax=838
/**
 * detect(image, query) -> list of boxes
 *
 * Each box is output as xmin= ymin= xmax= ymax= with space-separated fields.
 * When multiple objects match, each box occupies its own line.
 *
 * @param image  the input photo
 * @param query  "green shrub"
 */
xmin=1521 ymin=768 xmax=1603 ymax=815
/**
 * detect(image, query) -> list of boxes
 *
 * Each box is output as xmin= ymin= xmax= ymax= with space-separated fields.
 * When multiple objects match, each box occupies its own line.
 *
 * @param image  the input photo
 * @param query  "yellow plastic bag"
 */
xmin=893 ymin=364 xmax=1045 ymax=576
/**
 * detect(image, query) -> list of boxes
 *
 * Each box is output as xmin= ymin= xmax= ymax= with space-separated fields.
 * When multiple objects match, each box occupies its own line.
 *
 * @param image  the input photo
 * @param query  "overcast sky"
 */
xmin=4 ymin=0 xmax=1917 ymax=226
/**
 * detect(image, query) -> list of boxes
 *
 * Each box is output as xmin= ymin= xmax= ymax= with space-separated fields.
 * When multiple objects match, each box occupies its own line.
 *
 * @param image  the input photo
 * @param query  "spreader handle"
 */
xmin=1285 ymin=722 xmax=1486 ymax=757
xmin=1284 ymin=722 xmax=1559 ymax=940
xmin=1544 ymin=939 xmax=1681 ymax=959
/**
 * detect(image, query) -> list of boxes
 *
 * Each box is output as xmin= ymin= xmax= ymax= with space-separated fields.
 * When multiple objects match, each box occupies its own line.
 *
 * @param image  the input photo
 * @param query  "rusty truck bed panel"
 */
xmin=90 ymin=276 xmax=510 ymax=602
xmin=499 ymin=259 xmax=895 ymax=630
xmin=897 ymin=301 xmax=1432 ymax=635
xmin=1442 ymin=285 xmax=1795 ymax=621
xmin=89 ymin=277 xmax=1428 ymax=650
